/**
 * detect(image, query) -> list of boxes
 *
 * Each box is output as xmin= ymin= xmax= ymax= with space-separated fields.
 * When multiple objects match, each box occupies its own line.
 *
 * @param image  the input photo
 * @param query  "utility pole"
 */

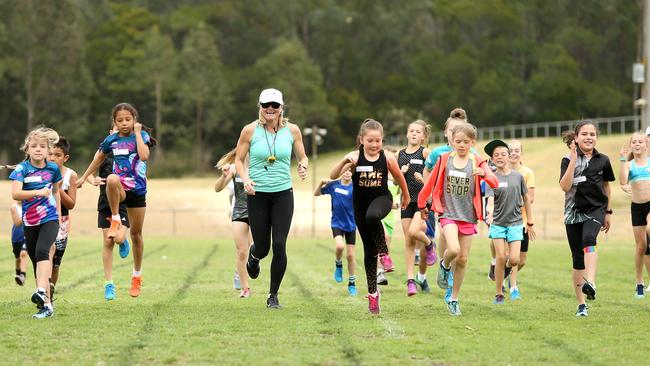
xmin=303 ymin=125 xmax=327 ymax=237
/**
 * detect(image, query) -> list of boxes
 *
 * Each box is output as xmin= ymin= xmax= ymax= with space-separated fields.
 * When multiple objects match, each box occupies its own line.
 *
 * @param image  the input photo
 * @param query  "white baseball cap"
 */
xmin=259 ymin=88 xmax=284 ymax=105
xmin=645 ymin=126 xmax=650 ymax=136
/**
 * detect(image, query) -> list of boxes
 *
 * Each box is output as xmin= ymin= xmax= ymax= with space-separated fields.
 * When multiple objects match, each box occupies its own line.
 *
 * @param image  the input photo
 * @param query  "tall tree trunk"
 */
xmin=195 ymin=100 xmax=204 ymax=173
xmin=26 ymin=52 xmax=34 ymax=131
xmin=154 ymin=78 xmax=164 ymax=162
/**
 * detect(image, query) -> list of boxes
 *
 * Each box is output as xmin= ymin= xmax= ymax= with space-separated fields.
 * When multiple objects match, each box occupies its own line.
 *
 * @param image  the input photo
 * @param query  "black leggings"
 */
xmin=565 ymin=218 xmax=601 ymax=270
xmin=12 ymin=241 xmax=25 ymax=259
xmin=24 ymin=221 xmax=59 ymax=272
xmin=247 ymin=189 xmax=294 ymax=294
xmin=355 ymin=195 xmax=392 ymax=294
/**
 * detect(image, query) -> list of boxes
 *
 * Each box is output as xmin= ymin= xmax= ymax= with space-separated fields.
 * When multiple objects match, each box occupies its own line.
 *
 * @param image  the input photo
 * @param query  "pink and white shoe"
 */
xmin=379 ymin=254 xmax=395 ymax=272
xmin=407 ymin=279 xmax=417 ymax=296
xmin=367 ymin=291 xmax=381 ymax=314
xmin=239 ymin=288 xmax=251 ymax=298
xmin=425 ymin=242 xmax=437 ymax=266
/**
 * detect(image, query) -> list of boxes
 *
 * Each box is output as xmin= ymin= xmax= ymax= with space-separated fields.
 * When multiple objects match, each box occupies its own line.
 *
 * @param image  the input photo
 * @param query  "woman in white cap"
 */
xmin=235 ymin=88 xmax=308 ymax=309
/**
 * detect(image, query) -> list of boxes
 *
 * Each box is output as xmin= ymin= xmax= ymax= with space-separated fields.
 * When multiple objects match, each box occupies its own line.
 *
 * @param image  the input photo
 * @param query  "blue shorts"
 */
xmin=489 ymin=224 xmax=524 ymax=243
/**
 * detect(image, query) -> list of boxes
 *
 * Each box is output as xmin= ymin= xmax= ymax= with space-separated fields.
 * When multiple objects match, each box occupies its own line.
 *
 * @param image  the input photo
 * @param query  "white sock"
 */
xmin=111 ymin=214 xmax=121 ymax=221
xmin=417 ymin=273 xmax=426 ymax=282
xmin=133 ymin=270 xmax=142 ymax=277
xmin=491 ymin=258 xmax=496 ymax=265
xmin=450 ymin=298 xmax=458 ymax=302
xmin=45 ymin=303 xmax=53 ymax=309
xmin=37 ymin=287 xmax=47 ymax=294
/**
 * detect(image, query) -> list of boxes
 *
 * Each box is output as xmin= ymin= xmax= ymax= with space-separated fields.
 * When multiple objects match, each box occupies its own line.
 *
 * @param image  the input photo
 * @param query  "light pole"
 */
xmin=303 ymin=125 xmax=327 ymax=237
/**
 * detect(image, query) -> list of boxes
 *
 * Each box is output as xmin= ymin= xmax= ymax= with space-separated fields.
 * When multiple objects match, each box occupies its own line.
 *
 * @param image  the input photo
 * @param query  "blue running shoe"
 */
xmin=447 ymin=300 xmax=461 ymax=316
xmin=334 ymin=264 xmax=343 ymax=283
xmin=444 ymin=286 xmax=452 ymax=304
xmin=493 ymin=294 xmax=505 ymax=304
xmin=104 ymin=283 xmax=116 ymax=301
xmin=575 ymin=304 xmax=588 ymax=317
xmin=445 ymin=269 xmax=454 ymax=303
xmin=635 ymin=284 xmax=645 ymax=299
xmin=32 ymin=307 xmax=53 ymax=319
xmin=348 ymin=283 xmax=357 ymax=296
xmin=436 ymin=263 xmax=450 ymax=289
xmin=119 ymin=238 xmax=130 ymax=259
xmin=510 ymin=287 xmax=521 ymax=300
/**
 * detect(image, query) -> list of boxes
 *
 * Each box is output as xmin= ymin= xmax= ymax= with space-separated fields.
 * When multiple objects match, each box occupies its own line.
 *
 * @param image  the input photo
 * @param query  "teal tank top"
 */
xmin=249 ymin=123 xmax=294 ymax=192
xmin=629 ymin=159 xmax=650 ymax=183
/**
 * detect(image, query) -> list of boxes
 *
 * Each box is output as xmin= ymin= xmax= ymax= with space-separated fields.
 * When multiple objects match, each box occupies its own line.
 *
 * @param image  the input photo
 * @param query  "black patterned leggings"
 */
xmin=355 ymin=195 xmax=392 ymax=294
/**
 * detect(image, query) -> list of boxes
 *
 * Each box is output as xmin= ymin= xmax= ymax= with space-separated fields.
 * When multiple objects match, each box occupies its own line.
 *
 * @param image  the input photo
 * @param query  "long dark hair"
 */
xmin=111 ymin=102 xmax=158 ymax=147
xmin=562 ymin=120 xmax=597 ymax=147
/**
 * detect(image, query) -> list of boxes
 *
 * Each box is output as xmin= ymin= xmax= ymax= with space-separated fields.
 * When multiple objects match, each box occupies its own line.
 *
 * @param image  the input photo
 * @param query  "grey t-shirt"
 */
xmin=441 ymin=155 xmax=477 ymax=224
xmin=486 ymin=170 xmax=527 ymax=227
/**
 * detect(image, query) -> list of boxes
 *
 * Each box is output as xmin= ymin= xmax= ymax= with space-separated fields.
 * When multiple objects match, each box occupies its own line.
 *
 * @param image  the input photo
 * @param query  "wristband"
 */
xmin=619 ymin=158 xmax=627 ymax=162
xmin=526 ymin=223 xmax=534 ymax=227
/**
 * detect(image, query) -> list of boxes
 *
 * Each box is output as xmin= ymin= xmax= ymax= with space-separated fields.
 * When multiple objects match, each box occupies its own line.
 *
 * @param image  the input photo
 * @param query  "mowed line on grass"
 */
xmin=0 ymin=237 xmax=648 ymax=365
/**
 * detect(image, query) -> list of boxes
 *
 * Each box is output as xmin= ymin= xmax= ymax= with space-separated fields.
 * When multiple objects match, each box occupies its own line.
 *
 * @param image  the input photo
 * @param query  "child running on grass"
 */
xmin=559 ymin=121 xmax=614 ymax=317
xmin=215 ymin=148 xmax=253 ymax=298
xmin=398 ymin=120 xmax=435 ymax=296
xmin=314 ymin=167 xmax=357 ymax=296
xmin=330 ymin=119 xmax=409 ymax=314
xmin=10 ymin=201 xmax=28 ymax=286
xmin=418 ymin=122 xmax=498 ymax=315
xmin=10 ymin=127 xmax=62 ymax=319
xmin=618 ymin=131 xmax=650 ymax=298
xmin=47 ymin=137 xmax=77 ymax=296
xmin=78 ymin=103 xmax=155 ymax=298
xmin=483 ymin=140 xmax=535 ymax=304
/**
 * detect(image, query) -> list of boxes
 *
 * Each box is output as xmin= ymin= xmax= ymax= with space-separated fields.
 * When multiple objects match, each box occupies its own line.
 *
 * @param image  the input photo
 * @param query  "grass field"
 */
xmin=0 ymin=236 xmax=648 ymax=365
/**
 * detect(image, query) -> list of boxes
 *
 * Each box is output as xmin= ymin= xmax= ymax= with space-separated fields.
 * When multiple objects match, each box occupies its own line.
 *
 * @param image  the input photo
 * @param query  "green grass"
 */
xmin=0 ymin=236 xmax=648 ymax=365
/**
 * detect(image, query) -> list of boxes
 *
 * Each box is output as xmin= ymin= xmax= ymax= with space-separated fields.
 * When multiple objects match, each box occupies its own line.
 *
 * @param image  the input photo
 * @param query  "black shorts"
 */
xmin=124 ymin=191 xmax=146 ymax=208
xmin=98 ymin=206 xmax=130 ymax=229
xmin=233 ymin=217 xmax=249 ymax=225
xmin=521 ymin=228 xmax=529 ymax=253
xmin=332 ymin=228 xmax=356 ymax=245
xmin=631 ymin=201 xmax=650 ymax=226
xmin=400 ymin=202 xmax=418 ymax=219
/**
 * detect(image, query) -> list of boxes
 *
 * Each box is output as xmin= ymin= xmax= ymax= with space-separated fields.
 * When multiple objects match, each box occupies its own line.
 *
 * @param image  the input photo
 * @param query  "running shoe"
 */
xmin=635 ymin=284 xmax=645 ymax=299
xmin=239 ymin=288 xmax=251 ymax=298
xmin=379 ymin=254 xmax=395 ymax=272
xmin=488 ymin=263 xmax=495 ymax=281
xmin=407 ymin=279 xmax=417 ymax=296
xmin=118 ymin=238 xmax=130 ymax=259
xmin=377 ymin=270 xmax=388 ymax=286
xmin=107 ymin=219 xmax=122 ymax=239
xmin=447 ymin=300 xmax=461 ymax=316
xmin=445 ymin=270 xmax=454 ymax=303
xmin=104 ymin=283 xmax=116 ymax=301
xmin=367 ymin=291 xmax=380 ymax=314
xmin=267 ymin=293 xmax=281 ymax=309
xmin=414 ymin=253 xmax=420 ymax=266
xmin=31 ymin=290 xmax=47 ymax=309
xmin=348 ymin=283 xmax=357 ymax=296
xmin=334 ymin=264 xmax=343 ymax=283
xmin=233 ymin=271 xmax=241 ymax=290
xmin=510 ymin=287 xmax=521 ymax=300
xmin=575 ymin=304 xmax=588 ymax=317
xmin=15 ymin=273 xmax=25 ymax=286
xmin=436 ymin=263 xmax=450 ymax=289
xmin=246 ymin=252 xmax=260 ymax=279
xmin=130 ymin=276 xmax=142 ymax=297
xmin=493 ymin=294 xmax=505 ymax=304
xmin=582 ymin=279 xmax=596 ymax=300
xmin=416 ymin=278 xmax=431 ymax=293
xmin=32 ymin=307 xmax=53 ymax=319
xmin=425 ymin=242 xmax=437 ymax=266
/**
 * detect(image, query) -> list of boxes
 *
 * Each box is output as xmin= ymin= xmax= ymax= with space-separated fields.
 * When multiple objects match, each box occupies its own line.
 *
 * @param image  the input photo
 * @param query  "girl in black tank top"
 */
xmin=329 ymin=119 xmax=410 ymax=314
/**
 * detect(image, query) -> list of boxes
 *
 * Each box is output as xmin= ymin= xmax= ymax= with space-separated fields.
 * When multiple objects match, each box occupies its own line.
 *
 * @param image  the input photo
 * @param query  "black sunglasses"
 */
xmin=261 ymin=102 xmax=281 ymax=109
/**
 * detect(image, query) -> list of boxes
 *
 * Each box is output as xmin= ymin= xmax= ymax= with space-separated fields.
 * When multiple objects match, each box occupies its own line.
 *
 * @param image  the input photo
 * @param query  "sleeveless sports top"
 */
xmin=61 ymin=168 xmax=75 ymax=217
xmin=398 ymin=146 xmax=425 ymax=204
xmin=352 ymin=145 xmax=390 ymax=207
xmin=230 ymin=173 xmax=248 ymax=221
xmin=629 ymin=159 xmax=650 ymax=183
xmin=248 ymin=123 xmax=294 ymax=193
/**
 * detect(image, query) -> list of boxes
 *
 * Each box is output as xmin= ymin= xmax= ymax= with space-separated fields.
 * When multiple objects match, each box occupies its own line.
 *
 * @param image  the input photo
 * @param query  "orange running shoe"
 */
xmin=130 ymin=276 xmax=142 ymax=297
xmin=107 ymin=219 xmax=122 ymax=239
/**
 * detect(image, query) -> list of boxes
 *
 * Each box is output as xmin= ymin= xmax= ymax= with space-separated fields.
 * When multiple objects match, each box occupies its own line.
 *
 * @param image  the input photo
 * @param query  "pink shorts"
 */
xmin=439 ymin=218 xmax=477 ymax=236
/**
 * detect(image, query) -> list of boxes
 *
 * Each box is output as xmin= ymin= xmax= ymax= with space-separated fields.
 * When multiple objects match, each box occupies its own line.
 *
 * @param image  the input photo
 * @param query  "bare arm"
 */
xmin=53 ymin=181 xmax=61 ymax=219
xmin=214 ymin=165 xmax=235 ymax=193
xmin=235 ymin=123 xmax=255 ymax=194
xmin=314 ymin=178 xmax=333 ymax=196
xmin=560 ymin=142 xmax=577 ymax=192
xmin=386 ymin=152 xmax=409 ymax=208
xmin=77 ymin=150 xmax=107 ymax=188
xmin=12 ymin=180 xmax=49 ymax=201
xmin=602 ymin=181 xmax=612 ymax=233
xmin=134 ymin=123 xmax=150 ymax=161
xmin=527 ymin=187 xmax=535 ymax=204
xmin=619 ymin=161 xmax=630 ymax=186
xmin=330 ymin=151 xmax=357 ymax=179
xmin=290 ymin=123 xmax=309 ymax=169
xmin=60 ymin=171 xmax=77 ymax=210
xmin=10 ymin=205 xmax=22 ymax=226
xmin=522 ymin=192 xmax=536 ymax=240
xmin=485 ymin=196 xmax=494 ymax=225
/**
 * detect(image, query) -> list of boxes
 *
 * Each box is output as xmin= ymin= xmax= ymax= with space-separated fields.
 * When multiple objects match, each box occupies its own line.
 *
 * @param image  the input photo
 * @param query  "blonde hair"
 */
xmin=508 ymin=139 xmax=523 ymax=153
xmin=21 ymin=127 xmax=59 ymax=156
xmin=408 ymin=119 xmax=432 ymax=146
xmin=257 ymin=109 xmax=289 ymax=128
xmin=216 ymin=148 xmax=237 ymax=170
xmin=451 ymin=122 xmax=477 ymax=140
xmin=626 ymin=131 xmax=647 ymax=161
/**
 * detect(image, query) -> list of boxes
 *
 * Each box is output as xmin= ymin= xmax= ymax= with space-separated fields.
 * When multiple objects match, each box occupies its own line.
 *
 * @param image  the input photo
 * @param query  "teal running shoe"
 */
xmin=32 ymin=307 xmax=53 ymax=319
xmin=444 ymin=269 xmax=454 ymax=303
xmin=447 ymin=300 xmax=461 ymax=316
xmin=348 ymin=283 xmax=357 ymax=296
xmin=104 ymin=283 xmax=116 ymax=301
xmin=510 ymin=287 xmax=521 ymax=300
xmin=493 ymin=294 xmax=505 ymax=304
xmin=436 ymin=263 xmax=450 ymax=289
xmin=119 ymin=238 xmax=130 ymax=259
xmin=575 ymin=304 xmax=588 ymax=317
xmin=334 ymin=264 xmax=343 ymax=283
xmin=635 ymin=284 xmax=645 ymax=299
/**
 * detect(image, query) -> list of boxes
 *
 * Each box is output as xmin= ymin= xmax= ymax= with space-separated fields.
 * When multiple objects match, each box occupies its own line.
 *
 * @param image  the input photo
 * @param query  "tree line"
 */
xmin=0 ymin=0 xmax=640 ymax=175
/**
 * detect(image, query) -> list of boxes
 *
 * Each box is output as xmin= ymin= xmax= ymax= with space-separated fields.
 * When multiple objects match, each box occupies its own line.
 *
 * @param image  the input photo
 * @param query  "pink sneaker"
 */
xmin=239 ymin=288 xmax=251 ymax=298
xmin=379 ymin=254 xmax=394 ymax=272
xmin=407 ymin=279 xmax=417 ymax=296
xmin=425 ymin=242 xmax=437 ymax=266
xmin=367 ymin=291 xmax=381 ymax=314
